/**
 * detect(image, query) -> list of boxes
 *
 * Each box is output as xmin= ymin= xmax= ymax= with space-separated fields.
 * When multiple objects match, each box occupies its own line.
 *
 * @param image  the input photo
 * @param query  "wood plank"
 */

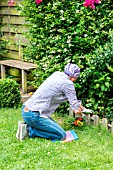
xmin=2 ymin=16 xmax=26 ymax=25
xmin=0 ymin=35 xmax=28 ymax=44
xmin=0 ymin=7 xmax=21 ymax=15
xmin=0 ymin=60 xmax=37 ymax=70
xmin=6 ymin=44 xmax=19 ymax=51
xmin=1 ymin=25 xmax=28 ymax=33
xmin=2 ymin=52 xmax=22 ymax=60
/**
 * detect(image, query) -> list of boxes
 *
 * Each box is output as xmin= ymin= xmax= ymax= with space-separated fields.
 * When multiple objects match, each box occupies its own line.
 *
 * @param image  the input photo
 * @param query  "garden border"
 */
xmin=69 ymin=107 xmax=113 ymax=134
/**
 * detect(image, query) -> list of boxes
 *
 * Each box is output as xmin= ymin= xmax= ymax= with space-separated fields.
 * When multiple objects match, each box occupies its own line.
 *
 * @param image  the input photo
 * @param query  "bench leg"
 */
xmin=1 ymin=65 xmax=6 ymax=79
xmin=22 ymin=69 xmax=27 ymax=94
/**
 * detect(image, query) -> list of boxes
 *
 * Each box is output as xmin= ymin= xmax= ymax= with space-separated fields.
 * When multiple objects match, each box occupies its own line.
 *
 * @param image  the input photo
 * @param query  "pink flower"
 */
xmin=8 ymin=0 xmax=15 ymax=6
xmin=83 ymin=0 xmax=100 ymax=9
xmin=36 ymin=0 xmax=42 ymax=4
xmin=84 ymin=0 xmax=94 ymax=6
xmin=9 ymin=3 xmax=13 ymax=6
xmin=90 ymin=4 xmax=95 ymax=9
xmin=94 ymin=0 xmax=100 ymax=3
xmin=83 ymin=3 xmax=88 ymax=7
xmin=12 ymin=0 xmax=14 ymax=3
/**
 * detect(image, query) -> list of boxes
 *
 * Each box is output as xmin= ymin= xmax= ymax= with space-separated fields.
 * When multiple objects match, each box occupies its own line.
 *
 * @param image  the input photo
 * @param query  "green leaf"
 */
xmin=101 ymin=84 xmax=105 ymax=91
xmin=107 ymin=65 xmax=113 ymax=72
xmin=105 ymin=82 xmax=109 ymax=88
xmin=95 ymin=83 xmax=100 ymax=89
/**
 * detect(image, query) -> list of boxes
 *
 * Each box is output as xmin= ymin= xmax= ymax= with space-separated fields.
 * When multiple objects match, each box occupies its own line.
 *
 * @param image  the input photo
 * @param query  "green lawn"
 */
xmin=0 ymin=107 xmax=113 ymax=170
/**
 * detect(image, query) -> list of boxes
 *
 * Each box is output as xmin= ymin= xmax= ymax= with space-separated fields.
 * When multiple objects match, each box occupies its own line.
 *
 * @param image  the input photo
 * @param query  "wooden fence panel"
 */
xmin=0 ymin=0 xmax=27 ymax=60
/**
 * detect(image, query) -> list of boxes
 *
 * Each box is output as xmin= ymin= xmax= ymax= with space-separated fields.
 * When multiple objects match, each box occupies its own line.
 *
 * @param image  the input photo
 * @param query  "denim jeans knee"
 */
xmin=21 ymin=105 xmax=66 ymax=140
xmin=60 ymin=131 xmax=66 ymax=140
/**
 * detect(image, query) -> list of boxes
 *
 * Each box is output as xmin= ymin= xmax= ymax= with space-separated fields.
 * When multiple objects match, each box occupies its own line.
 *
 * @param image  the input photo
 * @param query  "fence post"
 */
xmin=85 ymin=114 xmax=90 ymax=125
xmin=93 ymin=115 xmax=99 ymax=126
xmin=69 ymin=107 xmax=74 ymax=117
xmin=102 ymin=118 xmax=108 ymax=129
xmin=111 ymin=122 xmax=113 ymax=134
xmin=19 ymin=45 xmax=23 ymax=60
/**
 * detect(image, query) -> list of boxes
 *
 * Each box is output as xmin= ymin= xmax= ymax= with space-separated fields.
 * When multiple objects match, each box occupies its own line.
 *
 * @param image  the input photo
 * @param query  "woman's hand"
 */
xmin=74 ymin=108 xmax=83 ymax=117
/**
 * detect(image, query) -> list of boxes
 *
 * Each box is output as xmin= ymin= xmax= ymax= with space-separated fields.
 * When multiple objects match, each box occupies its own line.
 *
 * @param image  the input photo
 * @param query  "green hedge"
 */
xmin=0 ymin=79 xmax=21 ymax=108
xmin=19 ymin=0 xmax=113 ymax=118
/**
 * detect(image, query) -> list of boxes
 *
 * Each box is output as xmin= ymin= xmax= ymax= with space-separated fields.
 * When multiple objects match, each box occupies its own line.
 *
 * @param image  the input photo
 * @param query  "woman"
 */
xmin=16 ymin=63 xmax=92 ymax=140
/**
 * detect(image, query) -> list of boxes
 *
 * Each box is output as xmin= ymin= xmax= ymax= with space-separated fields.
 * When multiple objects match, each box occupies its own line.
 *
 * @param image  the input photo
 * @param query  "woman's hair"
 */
xmin=64 ymin=63 xmax=80 ymax=78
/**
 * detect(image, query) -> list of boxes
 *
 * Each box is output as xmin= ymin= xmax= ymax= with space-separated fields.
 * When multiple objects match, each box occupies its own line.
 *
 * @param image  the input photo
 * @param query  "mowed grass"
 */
xmin=0 ymin=107 xmax=113 ymax=170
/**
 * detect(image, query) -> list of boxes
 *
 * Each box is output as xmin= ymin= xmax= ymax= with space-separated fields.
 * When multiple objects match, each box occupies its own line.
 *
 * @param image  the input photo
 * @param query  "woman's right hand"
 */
xmin=74 ymin=108 xmax=83 ymax=117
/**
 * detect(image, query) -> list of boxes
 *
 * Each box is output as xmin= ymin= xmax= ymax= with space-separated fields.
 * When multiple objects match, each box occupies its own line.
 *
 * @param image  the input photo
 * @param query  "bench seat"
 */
xmin=0 ymin=60 xmax=37 ymax=94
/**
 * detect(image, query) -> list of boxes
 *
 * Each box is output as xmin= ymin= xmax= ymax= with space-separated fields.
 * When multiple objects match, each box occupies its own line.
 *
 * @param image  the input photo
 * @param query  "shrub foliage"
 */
xmin=0 ymin=79 xmax=21 ymax=108
xmin=20 ymin=0 xmax=113 ymax=118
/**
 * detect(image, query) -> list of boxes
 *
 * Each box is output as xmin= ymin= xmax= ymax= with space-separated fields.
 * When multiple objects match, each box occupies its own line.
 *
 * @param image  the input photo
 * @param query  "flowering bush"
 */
xmin=8 ymin=0 xmax=101 ymax=9
xmin=20 ymin=0 xmax=113 ymax=118
xmin=35 ymin=0 xmax=101 ymax=9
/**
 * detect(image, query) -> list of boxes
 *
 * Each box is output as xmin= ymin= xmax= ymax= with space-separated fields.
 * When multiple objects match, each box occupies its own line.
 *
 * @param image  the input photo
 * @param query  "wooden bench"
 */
xmin=0 ymin=60 xmax=37 ymax=94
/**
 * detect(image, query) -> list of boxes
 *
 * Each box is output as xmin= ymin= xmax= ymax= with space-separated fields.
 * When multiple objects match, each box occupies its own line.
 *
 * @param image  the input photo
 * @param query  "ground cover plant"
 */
xmin=0 ymin=107 xmax=113 ymax=170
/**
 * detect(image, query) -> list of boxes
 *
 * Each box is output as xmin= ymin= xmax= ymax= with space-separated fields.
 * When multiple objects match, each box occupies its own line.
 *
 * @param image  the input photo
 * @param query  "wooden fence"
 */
xmin=0 ymin=0 xmax=27 ymax=60
xmin=0 ymin=0 xmax=35 ymax=89
xmin=69 ymin=108 xmax=113 ymax=134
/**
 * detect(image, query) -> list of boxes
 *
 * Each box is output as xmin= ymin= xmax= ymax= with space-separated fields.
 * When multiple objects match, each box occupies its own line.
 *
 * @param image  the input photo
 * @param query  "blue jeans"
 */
xmin=22 ymin=105 xmax=66 ymax=140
